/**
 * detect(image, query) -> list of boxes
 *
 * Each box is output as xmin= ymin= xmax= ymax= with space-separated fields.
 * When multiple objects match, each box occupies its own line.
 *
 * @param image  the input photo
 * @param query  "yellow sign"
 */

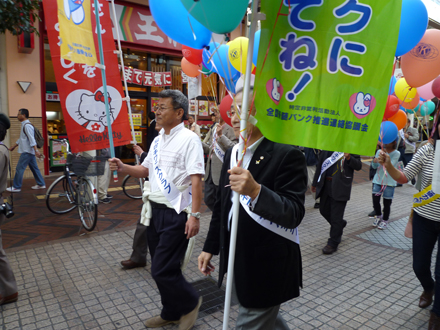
xmin=134 ymin=131 xmax=142 ymax=144
xmin=57 ymin=0 xmax=98 ymax=66
xmin=130 ymin=114 xmax=142 ymax=127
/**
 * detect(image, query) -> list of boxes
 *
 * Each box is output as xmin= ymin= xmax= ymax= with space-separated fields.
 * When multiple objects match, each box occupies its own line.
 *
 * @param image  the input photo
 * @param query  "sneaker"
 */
xmin=6 ymin=187 xmax=21 ymax=193
xmin=99 ymin=198 xmax=111 ymax=204
xmin=106 ymin=194 xmax=113 ymax=199
xmin=372 ymin=215 xmax=382 ymax=227
xmin=368 ymin=210 xmax=376 ymax=217
xmin=378 ymin=220 xmax=388 ymax=230
xmin=31 ymin=185 xmax=46 ymax=189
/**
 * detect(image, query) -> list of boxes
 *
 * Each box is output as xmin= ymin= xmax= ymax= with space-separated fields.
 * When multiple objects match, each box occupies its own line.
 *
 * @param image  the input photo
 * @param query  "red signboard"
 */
xmin=43 ymin=0 xmax=132 ymax=153
xmin=112 ymin=3 xmax=182 ymax=51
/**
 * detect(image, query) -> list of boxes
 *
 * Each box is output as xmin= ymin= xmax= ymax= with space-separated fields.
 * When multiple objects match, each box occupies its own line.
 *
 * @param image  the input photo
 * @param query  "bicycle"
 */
xmin=45 ymin=139 xmax=100 ymax=231
xmin=122 ymin=174 xmax=143 ymax=199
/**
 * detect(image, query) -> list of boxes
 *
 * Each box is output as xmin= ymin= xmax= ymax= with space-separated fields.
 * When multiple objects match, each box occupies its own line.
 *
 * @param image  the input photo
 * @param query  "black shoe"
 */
xmin=106 ymin=194 xmax=113 ymax=199
xmin=313 ymin=202 xmax=320 ymax=209
xmin=368 ymin=210 xmax=376 ymax=217
xmin=322 ymin=244 xmax=337 ymax=255
xmin=99 ymin=198 xmax=112 ymax=204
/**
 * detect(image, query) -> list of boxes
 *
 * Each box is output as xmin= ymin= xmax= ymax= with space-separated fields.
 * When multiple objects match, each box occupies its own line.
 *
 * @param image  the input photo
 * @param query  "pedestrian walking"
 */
xmin=109 ymin=90 xmax=203 ymax=329
xmin=0 ymin=114 xmax=18 ymax=306
xmin=370 ymin=139 xmax=400 ymax=230
xmin=7 ymin=108 xmax=45 ymax=192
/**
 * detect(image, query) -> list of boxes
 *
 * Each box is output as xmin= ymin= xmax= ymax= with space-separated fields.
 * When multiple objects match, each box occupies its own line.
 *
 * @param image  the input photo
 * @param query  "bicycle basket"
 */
xmin=66 ymin=154 xmax=107 ymax=177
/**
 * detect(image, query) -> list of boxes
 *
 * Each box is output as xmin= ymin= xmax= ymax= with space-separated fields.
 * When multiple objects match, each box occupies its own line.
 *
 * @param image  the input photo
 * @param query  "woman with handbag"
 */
xmin=0 ymin=114 xmax=18 ymax=306
xmin=379 ymin=115 xmax=440 ymax=330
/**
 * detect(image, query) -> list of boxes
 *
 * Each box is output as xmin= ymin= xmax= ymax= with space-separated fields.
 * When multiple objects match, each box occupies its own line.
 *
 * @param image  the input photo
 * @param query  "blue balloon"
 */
xmin=202 ymin=42 xmax=219 ymax=71
xmin=253 ymin=30 xmax=261 ymax=67
xmin=150 ymin=0 xmax=211 ymax=49
xmin=395 ymin=0 xmax=428 ymax=56
xmin=379 ymin=121 xmax=398 ymax=144
xmin=211 ymin=44 xmax=239 ymax=79
xmin=389 ymin=76 xmax=397 ymax=95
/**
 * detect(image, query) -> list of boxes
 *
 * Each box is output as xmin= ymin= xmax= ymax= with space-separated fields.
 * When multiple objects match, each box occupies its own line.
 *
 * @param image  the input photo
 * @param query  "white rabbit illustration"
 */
xmin=353 ymin=92 xmax=371 ymax=116
xmin=271 ymin=78 xmax=281 ymax=102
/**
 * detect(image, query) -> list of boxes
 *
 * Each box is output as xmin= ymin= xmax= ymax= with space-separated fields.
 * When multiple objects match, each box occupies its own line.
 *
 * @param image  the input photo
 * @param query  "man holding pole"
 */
xmin=198 ymin=88 xmax=308 ymax=329
xmin=109 ymin=90 xmax=204 ymax=330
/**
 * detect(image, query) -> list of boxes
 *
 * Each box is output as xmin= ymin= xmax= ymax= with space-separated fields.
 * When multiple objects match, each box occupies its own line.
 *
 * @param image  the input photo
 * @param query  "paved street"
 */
xmin=0 ymin=171 xmax=434 ymax=329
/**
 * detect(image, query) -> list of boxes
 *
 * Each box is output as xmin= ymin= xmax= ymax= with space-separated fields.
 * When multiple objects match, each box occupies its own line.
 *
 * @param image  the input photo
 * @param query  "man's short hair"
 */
xmin=158 ymin=90 xmax=188 ymax=121
xmin=19 ymin=108 xmax=29 ymax=118
xmin=0 ymin=124 xmax=6 ymax=141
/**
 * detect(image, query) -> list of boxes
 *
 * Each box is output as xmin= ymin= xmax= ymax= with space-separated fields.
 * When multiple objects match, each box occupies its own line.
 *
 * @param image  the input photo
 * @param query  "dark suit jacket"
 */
xmin=202 ymin=138 xmax=307 ymax=309
xmin=312 ymin=151 xmax=362 ymax=201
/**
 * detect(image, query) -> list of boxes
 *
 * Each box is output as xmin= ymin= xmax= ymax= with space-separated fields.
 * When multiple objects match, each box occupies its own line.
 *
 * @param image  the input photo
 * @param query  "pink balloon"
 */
xmin=432 ymin=76 xmax=440 ymax=98
xmin=417 ymin=79 xmax=435 ymax=100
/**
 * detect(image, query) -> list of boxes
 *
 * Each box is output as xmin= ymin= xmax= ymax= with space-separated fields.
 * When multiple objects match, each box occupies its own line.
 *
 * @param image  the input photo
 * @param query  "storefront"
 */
xmin=42 ymin=0 xmax=220 ymax=171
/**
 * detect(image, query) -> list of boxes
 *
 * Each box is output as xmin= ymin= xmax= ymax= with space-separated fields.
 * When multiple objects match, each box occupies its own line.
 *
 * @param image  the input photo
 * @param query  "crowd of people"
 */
xmin=1 ymin=89 xmax=439 ymax=329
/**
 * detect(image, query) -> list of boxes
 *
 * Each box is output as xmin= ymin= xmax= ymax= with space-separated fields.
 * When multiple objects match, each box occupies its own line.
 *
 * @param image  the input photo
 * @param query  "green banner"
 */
xmin=254 ymin=0 xmax=401 ymax=156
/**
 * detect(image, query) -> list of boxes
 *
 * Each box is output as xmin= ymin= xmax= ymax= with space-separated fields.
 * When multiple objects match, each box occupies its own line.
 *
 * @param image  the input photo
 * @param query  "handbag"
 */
xmin=404 ymin=208 xmax=413 ymax=238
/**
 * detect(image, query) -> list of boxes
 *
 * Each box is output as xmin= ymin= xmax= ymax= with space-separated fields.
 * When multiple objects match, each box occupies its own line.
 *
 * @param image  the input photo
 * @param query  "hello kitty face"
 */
xmin=353 ymin=92 xmax=372 ymax=116
xmin=77 ymin=92 xmax=115 ymax=129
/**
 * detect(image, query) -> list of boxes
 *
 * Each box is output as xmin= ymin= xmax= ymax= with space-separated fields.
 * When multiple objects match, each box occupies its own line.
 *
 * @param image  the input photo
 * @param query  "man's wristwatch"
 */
xmin=190 ymin=212 xmax=201 ymax=219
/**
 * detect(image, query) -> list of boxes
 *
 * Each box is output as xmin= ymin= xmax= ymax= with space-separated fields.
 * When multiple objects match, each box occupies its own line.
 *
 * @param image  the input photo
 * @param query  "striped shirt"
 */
xmin=403 ymin=143 xmax=440 ymax=221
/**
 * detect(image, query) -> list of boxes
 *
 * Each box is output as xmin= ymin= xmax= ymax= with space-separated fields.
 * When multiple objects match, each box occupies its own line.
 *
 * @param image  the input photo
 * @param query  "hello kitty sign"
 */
xmin=43 ymin=0 xmax=131 ymax=153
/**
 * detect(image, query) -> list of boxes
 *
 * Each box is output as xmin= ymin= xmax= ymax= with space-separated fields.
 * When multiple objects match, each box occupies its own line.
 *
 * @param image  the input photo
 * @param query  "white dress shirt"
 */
xmin=142 ymin=122 xmax=205 ymax=193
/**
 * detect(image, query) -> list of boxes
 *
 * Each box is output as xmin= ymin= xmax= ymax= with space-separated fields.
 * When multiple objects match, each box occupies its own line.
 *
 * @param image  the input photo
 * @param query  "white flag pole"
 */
xmin=222 ymin=1 xmax=261 ymax=329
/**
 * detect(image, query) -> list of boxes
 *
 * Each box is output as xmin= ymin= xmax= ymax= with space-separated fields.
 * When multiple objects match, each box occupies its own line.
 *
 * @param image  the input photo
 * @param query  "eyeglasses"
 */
xmin=226 ymin=109 xmax=241 ymax=118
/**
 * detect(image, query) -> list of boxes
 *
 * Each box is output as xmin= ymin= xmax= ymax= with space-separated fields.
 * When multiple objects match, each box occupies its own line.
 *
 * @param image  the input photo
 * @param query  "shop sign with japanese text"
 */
xmin=111 ymin=3 xmax=182 ymax=51
xmin=119 ymin=66 xmax=172 ymax=87
xmin=254 ymin=0 xmax=401 ymax=155
xmin=43 ymin=0 xmax=132 ymax=153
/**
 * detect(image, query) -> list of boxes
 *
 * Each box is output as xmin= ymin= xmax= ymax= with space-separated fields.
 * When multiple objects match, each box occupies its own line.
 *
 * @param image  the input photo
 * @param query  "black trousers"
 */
xmin=204 ymin=172 xmax=218 ymax=212
xmin=130 ymin=217 xmax=148 ymax=263
xmin=319 ymin=182 xmax=348 ymax=248
xmin=147 ymin=207 xmax=199 ymax=321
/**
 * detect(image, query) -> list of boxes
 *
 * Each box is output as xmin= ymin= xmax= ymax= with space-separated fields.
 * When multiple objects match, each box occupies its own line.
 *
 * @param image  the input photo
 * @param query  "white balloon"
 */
xmin=235 ymin=74 xmax=255 ymax=94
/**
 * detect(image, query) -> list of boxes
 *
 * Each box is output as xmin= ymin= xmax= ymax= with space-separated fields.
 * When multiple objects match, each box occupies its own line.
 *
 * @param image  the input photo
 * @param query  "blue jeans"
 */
xmin=413 ymin=211 xmax=440 ymax=316
xmin=13 ymin=152 xmax=45 ymax=189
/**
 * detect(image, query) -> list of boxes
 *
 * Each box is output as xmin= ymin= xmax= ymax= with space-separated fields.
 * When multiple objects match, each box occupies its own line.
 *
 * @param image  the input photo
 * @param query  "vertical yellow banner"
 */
xmin=57 ymin=0 xmax=98 ymax=66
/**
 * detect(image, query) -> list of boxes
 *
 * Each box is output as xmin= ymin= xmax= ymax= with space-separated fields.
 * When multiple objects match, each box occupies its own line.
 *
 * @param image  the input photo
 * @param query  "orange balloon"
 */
xmin=400 ymin=93 xmax=420 ymax=109
xmin=401 ymin=29 xmax=440 ymax=88
xmin=181 ymin=58 xmax=202 ymax=78
xmin=388 ymin=110 xmax=407 ymax=131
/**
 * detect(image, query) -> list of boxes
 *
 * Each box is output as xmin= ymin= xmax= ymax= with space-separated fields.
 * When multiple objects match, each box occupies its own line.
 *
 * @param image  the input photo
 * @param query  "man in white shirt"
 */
xmin=109 ymin=90 xmax=204 ymax=330
xmin=7 ymin=108 xmax=45 ymax=192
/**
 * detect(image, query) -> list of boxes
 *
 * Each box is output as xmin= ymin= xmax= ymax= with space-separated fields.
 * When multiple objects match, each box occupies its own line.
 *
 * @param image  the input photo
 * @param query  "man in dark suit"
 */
xmin=198 ymin=89 xmax=307 ymax=329
xmin=312 ymin=151 xmax=362 ymax=254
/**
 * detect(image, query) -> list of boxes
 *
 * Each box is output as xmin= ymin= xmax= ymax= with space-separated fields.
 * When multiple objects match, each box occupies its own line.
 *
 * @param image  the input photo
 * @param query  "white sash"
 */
xmin=400 ymin=129 xmax=416 ymax=149
xmin=230 ymin=145 xmax=300 ymax=244
xmin=433 ymin=140 xmax=440 ymax=194
xmin=212 ymin=132 xmax=225 ymax=163
xmin=317 ymin=152 xmax=344 ymax=182
xmin=152 ymin=136 xmax=192 ymax=213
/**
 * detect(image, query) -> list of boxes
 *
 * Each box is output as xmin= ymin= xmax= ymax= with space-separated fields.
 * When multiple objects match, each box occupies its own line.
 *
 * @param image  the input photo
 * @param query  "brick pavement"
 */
xmin=0 ymin=170 xmax=433 ymax=329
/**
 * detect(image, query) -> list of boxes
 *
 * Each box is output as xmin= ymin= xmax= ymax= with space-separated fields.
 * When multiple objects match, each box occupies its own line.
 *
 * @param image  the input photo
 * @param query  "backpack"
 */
xmin=23 ymin=123 xmax=45 ymax=148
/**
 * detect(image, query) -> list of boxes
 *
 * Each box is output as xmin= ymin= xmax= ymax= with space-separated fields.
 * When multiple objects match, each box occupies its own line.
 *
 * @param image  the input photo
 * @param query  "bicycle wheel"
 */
xmin=46 ymin=173 xmax=77 ymax=214
xmin=122 ymin=175 xmax=143 ymax=199
xmin=76 ymin=177 xmax=98 ymax=231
